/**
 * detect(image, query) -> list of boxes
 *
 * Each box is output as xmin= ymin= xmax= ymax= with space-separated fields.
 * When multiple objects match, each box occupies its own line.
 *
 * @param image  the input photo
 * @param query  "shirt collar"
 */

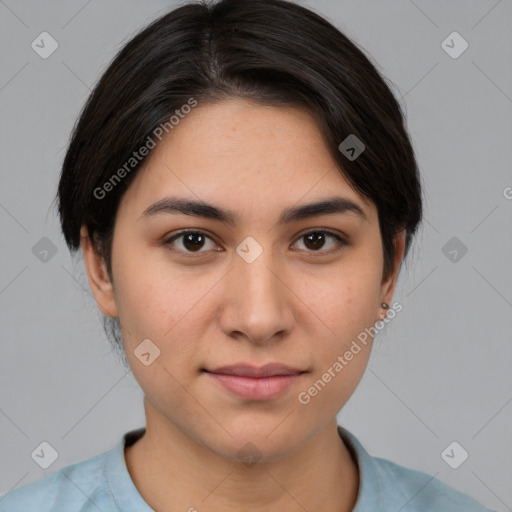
xmin=106 ymin=425 xmax=381 ymax=512
xmin=337 ymin=425 xmax=383 ymax=511
xmin=105 ymin=427 xmax=153 ymax=512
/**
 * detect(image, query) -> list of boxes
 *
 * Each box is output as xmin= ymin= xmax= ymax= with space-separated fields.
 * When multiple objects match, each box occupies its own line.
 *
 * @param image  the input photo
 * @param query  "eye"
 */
xmin=163 ymin=228 xmax=348 ymax=257
xmin=292 ymin=230 xmax=347 ymax=254
xmin=163 ymin=230 xmax=219 ymax=255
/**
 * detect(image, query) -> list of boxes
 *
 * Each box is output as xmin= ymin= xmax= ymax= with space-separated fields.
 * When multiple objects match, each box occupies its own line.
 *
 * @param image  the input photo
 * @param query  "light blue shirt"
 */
xmin=0 ymin=426 xmax=495 ymax=511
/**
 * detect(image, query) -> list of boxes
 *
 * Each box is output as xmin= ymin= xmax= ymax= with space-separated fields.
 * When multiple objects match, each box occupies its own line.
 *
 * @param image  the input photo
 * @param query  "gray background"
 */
xmin=0 ymin=0 xmax=511 ymax=510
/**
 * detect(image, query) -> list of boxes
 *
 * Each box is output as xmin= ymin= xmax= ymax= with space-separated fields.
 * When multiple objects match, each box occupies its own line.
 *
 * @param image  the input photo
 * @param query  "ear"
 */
xmin=378 ymin=229 xmax=406 ymax=320
xmin=80 ymin=225 xmax=118 ymax=318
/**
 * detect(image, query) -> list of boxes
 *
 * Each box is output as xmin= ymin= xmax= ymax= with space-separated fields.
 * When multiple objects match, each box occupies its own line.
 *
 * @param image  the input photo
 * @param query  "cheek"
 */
xmin=291 ymin=260 xmax=381 ymax=406
xmin=114 ymin=264 xmax=210 ymax=395
xmin=295 ymin=261 xmax=382 ymax=341
xmin=295 ymin=272 xmax=378 ymax=412
xmin=111 ymin=246 xmax=219 ymax=349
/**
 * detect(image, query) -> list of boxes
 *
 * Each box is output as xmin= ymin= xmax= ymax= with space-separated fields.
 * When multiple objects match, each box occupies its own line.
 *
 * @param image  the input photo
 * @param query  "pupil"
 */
xmin=305 ymin=232 xmax=325 ymax=250
xmin=184 ymin=233 xmax=204 ymax=251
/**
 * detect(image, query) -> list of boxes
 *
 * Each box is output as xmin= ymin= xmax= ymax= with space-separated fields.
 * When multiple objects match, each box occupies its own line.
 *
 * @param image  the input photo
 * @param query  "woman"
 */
xmin=0 ymin=0 xmax=495 ymax=510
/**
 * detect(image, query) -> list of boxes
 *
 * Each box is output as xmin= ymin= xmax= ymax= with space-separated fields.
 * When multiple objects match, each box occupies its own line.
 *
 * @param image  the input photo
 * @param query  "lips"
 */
xmin=203 ymin=363 xmax=306 ymax=401
xmin=204 ymin=363 xmax=305 ymax=378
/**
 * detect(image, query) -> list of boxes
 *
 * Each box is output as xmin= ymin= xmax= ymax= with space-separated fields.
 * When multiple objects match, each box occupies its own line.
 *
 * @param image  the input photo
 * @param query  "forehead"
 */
xmin=117 ymin=98 xmax=375 ymax=221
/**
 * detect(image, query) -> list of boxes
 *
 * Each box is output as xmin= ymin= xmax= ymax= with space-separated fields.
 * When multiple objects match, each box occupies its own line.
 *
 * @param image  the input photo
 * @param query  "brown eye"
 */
xmin=164 ymin=230 xmax=218 ymax=254
xmin=304 ymin=232 xmax=327 ymax=250
xmin=293 ymin=230 xmax=347 ymax=253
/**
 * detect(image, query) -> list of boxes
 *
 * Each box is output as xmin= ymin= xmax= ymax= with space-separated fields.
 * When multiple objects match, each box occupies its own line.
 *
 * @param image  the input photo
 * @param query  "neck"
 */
xmin=125 ymin=400 xmax=359 ymax=512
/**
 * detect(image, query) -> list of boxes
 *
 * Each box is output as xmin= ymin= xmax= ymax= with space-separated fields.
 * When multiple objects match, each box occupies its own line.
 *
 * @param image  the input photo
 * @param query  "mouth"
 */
xmin=204 ymin=363 xmax=306 ymax=378
xmin=202 ymin=363 xmax=307 ymax=401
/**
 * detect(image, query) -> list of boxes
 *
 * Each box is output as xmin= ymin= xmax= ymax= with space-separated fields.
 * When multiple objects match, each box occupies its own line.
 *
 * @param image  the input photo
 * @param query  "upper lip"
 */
xmin=205 ymin=363 xmax=305 ymax=378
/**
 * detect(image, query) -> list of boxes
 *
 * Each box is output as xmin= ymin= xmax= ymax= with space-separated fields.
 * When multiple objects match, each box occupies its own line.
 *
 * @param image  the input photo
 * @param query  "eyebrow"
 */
xmin=140 ymin=195 xmax=368 ymax=225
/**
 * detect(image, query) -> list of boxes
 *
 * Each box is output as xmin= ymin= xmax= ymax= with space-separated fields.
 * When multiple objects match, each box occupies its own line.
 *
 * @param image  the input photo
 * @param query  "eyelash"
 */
xmin=162 ymin=229 xmax=348 ymax=257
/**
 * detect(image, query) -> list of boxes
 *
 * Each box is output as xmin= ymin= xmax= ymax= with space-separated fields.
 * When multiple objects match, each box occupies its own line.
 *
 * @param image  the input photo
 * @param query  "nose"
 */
xmin=218 ymin=245 xmax=295 ymax=345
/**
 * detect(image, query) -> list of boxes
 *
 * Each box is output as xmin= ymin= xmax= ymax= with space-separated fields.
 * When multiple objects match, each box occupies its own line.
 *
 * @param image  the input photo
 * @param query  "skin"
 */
xmin=81 ymin=98 xmax=406 ymax=512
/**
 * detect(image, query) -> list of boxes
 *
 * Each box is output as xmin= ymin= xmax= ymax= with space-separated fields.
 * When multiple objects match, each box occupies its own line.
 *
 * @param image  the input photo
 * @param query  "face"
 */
xmin=83 ymin=98 xmax=404 ymax=463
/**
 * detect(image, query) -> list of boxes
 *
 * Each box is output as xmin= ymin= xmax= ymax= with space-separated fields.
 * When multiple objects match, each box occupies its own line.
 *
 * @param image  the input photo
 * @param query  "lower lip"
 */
xmin=205 ymin=372 xmax=302 ymax=401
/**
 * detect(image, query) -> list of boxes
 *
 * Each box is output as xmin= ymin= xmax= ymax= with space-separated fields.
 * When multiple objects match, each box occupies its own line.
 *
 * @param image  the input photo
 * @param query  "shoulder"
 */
xmin=0 ymin=449 xmax=115 ymax=512
xmin=338 ymin=426 xmax=496 ymax=512
xmin=373 ymin=456 xmax=495 ymax=512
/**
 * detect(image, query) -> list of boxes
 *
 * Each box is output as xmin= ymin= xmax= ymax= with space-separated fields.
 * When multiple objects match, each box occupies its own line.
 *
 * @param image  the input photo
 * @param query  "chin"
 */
xmin=202 ymin=420 xmax=303 ymax=465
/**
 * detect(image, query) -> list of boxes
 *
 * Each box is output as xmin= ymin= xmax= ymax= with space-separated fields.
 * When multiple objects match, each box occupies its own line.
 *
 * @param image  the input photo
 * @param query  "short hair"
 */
xmin=57 ymin=0 xmax=423 ymax=359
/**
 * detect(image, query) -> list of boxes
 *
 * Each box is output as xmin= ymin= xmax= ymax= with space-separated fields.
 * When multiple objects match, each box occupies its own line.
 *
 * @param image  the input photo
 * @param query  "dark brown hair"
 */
xmin=57 ymin=0 xmax=423 ymax=356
